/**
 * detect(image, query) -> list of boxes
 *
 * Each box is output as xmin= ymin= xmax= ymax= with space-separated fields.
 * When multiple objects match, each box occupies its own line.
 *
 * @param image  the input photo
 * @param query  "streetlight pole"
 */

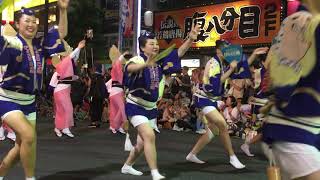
xmin=43 ymin=0 xmax=49 ymax=90
xmin=133 ymin=0 xmax=141 ymax=55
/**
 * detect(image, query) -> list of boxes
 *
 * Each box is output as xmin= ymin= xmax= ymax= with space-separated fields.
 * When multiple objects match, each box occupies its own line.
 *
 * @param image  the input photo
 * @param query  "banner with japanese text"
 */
xmin=120 ymin=0 xmax=134 ymax=38
xmin=154 ymin=0 xmax=281 ymax=48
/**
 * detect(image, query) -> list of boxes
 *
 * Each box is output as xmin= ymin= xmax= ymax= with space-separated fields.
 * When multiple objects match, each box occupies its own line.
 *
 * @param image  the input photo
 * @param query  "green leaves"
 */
xmin=155 ymin=44 xmax=176 ymax=62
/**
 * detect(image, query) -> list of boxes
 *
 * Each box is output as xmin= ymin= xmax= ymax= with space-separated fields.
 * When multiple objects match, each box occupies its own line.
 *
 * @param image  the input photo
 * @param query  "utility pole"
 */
xmin=133 ymin=0 xmax=141 ymax=55
xmin=43 ymin=0 xmax=49 ymax=90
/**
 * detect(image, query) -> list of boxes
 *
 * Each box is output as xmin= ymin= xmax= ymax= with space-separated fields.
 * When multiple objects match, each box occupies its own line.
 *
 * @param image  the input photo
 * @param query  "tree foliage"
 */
xmin=66 ymin=0 xmax=106 ymax=63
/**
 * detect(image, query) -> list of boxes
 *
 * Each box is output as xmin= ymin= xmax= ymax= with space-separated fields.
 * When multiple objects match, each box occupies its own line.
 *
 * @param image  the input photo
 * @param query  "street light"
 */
xmin=144 ymin=10 xmax=153 ymax=27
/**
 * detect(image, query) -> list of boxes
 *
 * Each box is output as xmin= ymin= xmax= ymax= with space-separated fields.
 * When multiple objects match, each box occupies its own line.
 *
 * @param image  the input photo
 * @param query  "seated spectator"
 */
xmin=223 ymin=96 xmax=239 ymax=135
xmin=233 ymin=98 xmax=252 ymax=123
xmin=180 ymin=91 xmax=191 ymax=107
xmin=172 ymin=100 xmax=193 ymax=131
xmin=158 ymin=100 xmax=175 ymax=129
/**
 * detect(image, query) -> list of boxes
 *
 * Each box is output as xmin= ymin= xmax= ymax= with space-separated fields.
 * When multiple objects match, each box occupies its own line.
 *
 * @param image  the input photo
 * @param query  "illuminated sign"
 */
xmin=14 ymin=0 xmax=58 ymax=11
xmin=1 ymin=0 xmax=58 ymax=22
xmin=181 ymin=59 xmax=200 ymax=67
xmin=154 ymin=0 xmax=281 ymax=48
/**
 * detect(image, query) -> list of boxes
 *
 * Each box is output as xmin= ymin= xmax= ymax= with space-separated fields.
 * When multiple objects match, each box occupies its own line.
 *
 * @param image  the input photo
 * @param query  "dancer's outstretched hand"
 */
xmin=253 ymin=47 xmax=269 ymax=55
xmin=58 ymin=0 xmax=70 ymax=9
xmin=230 ymin=60 xmax=238 ymax=70
xmin=77 ymin=40 xmax=86 ymax=49
xmin=188 ymin=23 xmax=201 ymax=41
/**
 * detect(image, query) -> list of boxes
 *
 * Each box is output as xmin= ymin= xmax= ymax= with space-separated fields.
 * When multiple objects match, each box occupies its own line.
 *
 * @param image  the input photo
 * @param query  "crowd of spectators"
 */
xmin=156 ymin=64 xmax=264 ymax=138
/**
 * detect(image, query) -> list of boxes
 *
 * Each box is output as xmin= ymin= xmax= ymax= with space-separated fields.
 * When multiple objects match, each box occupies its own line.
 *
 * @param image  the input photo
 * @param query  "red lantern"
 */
xmin=1 ymin=20 xmax=7 ymax=25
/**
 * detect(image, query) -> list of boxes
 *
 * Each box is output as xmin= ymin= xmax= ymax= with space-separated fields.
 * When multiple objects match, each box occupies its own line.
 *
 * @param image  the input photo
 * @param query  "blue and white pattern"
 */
xmin=263 ymin=10 xmax=320 ymax=150
xmin=0 ymin=28 xmax=64 ymax=121
xmin=124 ymin=50 xmax=180 ymax=120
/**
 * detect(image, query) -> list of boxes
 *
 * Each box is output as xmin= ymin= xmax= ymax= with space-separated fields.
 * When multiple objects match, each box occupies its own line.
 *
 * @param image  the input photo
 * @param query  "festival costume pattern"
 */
xmin=50 ymin=49 xmax=80 ymax=131
xmin=0 ymin=27 xmax=64 ymax=121
xmin=108 ymin=56 xmax=127 ymax=130
xmin=124 ymin=50 xmax=180 ymax=127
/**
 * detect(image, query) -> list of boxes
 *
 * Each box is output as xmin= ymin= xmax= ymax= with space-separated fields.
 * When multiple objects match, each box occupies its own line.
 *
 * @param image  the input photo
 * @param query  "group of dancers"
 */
xmin=0 ymin=0 xmax=320 ymax=180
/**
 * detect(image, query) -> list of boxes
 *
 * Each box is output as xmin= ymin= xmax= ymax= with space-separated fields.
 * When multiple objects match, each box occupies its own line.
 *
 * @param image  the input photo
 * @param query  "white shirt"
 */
xmin=49 ymin=72 xmax=70 ymax=93
xmin=106 ymin=79 xmax=123 ymax=97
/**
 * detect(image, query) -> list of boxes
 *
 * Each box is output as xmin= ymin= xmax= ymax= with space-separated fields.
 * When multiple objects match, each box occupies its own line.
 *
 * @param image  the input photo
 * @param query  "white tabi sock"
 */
xmin=121 ymin=163 xmax=143 ymax=176
xmin=186 ymin=153 xmax=205 ymax=164
xmin=151 ymin=169 xmax=165 ymax=180
xmin=230 ymin=155 xmax=245 ymax=169
xmin=26 ymin=177 xmax=36 ymax=180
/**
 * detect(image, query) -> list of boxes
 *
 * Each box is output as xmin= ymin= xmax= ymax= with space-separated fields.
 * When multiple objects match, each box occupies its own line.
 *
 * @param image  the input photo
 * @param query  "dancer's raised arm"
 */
xmin=58 ymin=0 xmax=70 ymax=39
xmin=178 ymin=23 xmax=200 ymax=57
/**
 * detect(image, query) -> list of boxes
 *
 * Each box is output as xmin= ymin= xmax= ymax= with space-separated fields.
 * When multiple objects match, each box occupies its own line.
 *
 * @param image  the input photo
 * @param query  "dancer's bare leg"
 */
xmin=241 ymin=132 xmax=262 ymax=157
xmin=189 ymin=123 xmax=216 ymax=155
xmin=187 ymin=109 xmax=232 ymax=162
xmin=1 ymin=112 xmax=36 ymax=178
xmin=249 ymin=133 xmax=262 ymax=145
xmin=205 ymin=110 xmax=235 ymax=156
xmin=124 ymin=134 xmax=144 ymax=166
xmin=0 ymin=137 xmax=21 ymax=176
xmin=205 ymin=110 xmax=245 ymax=168
xmin=122 ymin=123 xmax=164 ymax=179
xmin=186 ymin=123 xmax=215 ymax=164
xmin=294 ymin=170 xmax=320 ymax=180
xmin=187 ymin=109 xmax=245 ymax=168
xmin=137 ymin=123 xmax=157 ymax=169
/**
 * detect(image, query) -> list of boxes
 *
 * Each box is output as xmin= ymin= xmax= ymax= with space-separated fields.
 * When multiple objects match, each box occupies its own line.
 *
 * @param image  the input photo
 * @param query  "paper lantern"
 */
xmin=144 ymin=11 xmax=153 ymax=27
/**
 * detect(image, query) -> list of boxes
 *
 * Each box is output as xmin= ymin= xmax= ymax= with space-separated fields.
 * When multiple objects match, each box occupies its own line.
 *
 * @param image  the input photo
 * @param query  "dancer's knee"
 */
xmin=207 ymin=128 xmax=214 ymax=140
xmin=138 ymin=124 xmax=156 ymax=143
xmin=135 ymin=142 xmax=144 ymax=153
xmin=142 ymin=132 xmax=155 ymax=144
xmin=213 ymin=119 xmax=228 ymax=132
xmin=20 ymin=130 xmax=35 ymax=146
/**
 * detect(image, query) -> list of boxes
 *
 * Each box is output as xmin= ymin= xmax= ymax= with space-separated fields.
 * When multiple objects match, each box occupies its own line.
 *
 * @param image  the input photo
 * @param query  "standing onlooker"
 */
xmin=88 ymin=73 xmax=107 ymax=128
xmin=71 ymin=77 xmax=87 ymax=119
xmin=177 ymin=66 xmax=192 ymax=98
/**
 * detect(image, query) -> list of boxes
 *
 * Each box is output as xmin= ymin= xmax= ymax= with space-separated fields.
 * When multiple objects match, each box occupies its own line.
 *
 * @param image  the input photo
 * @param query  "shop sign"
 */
xmin=154 ymin=0 xmax=281 ymax=48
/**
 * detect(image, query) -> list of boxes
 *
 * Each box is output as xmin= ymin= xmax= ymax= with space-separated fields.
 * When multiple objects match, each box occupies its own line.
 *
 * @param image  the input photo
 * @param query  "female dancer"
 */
xmin=262 ymin=0 xmax=320 ymax=179
xmin=121 ymin=24 xmax=200 ymax=180
xmin=186 ymin=41 xmax=268 ymax=169
xmin=107 ymin=45 xmax=128 ymax=134
xmin=50 ymin=40 xmax=86 ymax=138
xmin=0 ymin=1 xmax=69 ymax=179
